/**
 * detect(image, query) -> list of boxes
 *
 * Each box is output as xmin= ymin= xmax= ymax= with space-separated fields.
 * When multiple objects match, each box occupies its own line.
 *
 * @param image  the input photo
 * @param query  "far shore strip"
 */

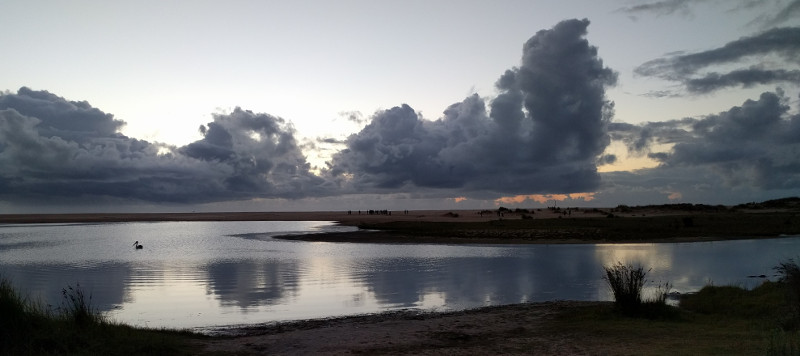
xmin=0 ymin=208 xmax=681 ymax=225
xmin=1 ymin=209 xmax=780 ymax=245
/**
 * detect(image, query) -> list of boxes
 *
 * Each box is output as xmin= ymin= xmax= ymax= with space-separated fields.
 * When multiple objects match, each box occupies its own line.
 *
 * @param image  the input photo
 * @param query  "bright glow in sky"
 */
xmin=1 ymin=0 xmax=799 ymax=212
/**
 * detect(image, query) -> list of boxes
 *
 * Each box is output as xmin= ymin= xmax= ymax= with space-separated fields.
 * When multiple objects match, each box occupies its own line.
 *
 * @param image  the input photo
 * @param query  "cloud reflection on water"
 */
xmin=1 ymin=221 xmax=798 ymax=329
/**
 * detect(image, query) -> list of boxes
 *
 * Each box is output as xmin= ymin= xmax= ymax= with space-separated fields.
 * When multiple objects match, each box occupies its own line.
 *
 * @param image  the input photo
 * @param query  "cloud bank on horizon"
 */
xmin=329 ymin=19 xmax=617 ymax=196
xmin=1 ymin=9 xmax=800 ymax=210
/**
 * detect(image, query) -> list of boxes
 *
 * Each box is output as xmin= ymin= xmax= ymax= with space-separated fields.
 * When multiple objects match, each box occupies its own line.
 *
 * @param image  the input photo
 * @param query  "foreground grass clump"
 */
xmin=680 ymin=280 xmax=800 ymax=356
xmin=0 ymin=276 xmax=201 ymax=355
xmin=776 ymin=258 xmax=800 ymax=328
xmin=541 ymin=270 xmax=799 ymax=355
xmin=680 ymin=282 xmax=786 ymax=320
xmin=602 ymin=262 xmax=676 ymax=318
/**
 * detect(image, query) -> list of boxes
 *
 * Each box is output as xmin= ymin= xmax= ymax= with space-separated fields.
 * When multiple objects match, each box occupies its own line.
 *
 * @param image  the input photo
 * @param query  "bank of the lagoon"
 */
xmin=4 ymin=267 xmax=799 ymax=355
xmin=2 ymin=204 xmax=800 ymax=354
xmin=1 ymin=217 xmax=799 ymax=330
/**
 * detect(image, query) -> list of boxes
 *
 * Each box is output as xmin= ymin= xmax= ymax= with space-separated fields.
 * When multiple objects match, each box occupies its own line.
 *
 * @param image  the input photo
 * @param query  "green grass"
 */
xmin=536 ymin=262 xmax=800 ymax=356
xmin=538 ymin=283 xmax=790 ymax=355
xmin=0 ymin=276 xmax=203 ymax=355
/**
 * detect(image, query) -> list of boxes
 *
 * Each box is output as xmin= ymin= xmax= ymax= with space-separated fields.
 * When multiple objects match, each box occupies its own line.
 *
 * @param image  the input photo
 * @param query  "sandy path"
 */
xmin=194 ymin=301 xmax=597 ymax=355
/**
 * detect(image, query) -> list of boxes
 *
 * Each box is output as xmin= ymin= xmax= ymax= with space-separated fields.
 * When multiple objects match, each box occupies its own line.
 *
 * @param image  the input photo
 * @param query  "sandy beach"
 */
xmin=194 ymin=301 xmax=607 ymax=355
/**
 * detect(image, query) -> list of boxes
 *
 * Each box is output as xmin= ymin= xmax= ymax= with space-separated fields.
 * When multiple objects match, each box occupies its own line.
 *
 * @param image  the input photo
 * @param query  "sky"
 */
xmin=1 ymin=0 xmax=799 ymax=213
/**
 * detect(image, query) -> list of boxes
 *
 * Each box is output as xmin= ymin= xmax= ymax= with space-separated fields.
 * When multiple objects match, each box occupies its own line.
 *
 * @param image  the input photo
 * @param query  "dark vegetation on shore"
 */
xmin=582 ymin=259 xmax=800 ymax=355
xmin=344 ymin=198 xmax=800 ymax=243
xmin=346 ymin=211 xmax=800 ymax=243
xmin=0 ymin=277 xmax=201 ymax=355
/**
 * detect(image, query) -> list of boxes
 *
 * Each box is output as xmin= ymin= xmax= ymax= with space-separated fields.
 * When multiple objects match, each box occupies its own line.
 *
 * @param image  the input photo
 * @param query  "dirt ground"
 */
xmin=194 ymin=301 xmax=601 ymax=355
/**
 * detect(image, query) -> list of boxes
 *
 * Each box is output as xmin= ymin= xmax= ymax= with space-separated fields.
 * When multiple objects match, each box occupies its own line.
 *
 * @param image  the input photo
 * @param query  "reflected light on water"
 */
xmin=594 ymin=243 xmax=673 ymax=271
xmin=1 ymin=221 xmax=798 ymax=330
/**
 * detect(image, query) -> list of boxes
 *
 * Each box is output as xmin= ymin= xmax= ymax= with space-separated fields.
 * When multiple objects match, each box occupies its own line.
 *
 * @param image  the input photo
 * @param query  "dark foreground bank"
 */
xmin=3 ymin=275 xmax=799 ymax=355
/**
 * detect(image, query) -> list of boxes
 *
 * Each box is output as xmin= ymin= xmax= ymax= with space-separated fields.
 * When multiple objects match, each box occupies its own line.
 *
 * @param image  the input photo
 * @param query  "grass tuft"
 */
xmin=0 ymin=274 xmax=200 ymax=355
xmin=775 ymin=258 xmax=800 ymax=330
xmin=603 ymin=262 xmax=647 ymax=312
xmin=59 ymin=284 xmax=104 ymax=327
xmin=603 ymin=262 xmax=676 ymax=318
xmin=767 ymin=329 xmax=800 ymax=356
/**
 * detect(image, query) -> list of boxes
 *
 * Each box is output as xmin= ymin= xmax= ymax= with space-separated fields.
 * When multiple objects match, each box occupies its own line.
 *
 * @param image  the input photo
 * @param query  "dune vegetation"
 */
xmin=0 ymin=277 xmax=201 ymax=355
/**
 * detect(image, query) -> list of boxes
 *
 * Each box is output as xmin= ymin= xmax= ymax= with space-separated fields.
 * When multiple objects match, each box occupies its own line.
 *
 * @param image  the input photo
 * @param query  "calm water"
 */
xmin=0 ymin=221 xmax=798 ymax=331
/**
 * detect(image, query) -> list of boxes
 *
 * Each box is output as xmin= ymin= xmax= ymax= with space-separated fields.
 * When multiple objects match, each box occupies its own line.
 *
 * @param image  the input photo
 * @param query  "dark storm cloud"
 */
xmin=0 ymin=87 xmax=125 ymax=142
xmin=617 ymin=0 xmax=700 ymax=18
xmin=617 ymin=0 xmax=786 ymax=20
xmin=611 ymin=90 xmax=800 ymax=190
xmin=180 ymin=108 xmax=326 ymax=197
xmin=764 ymin=0 xmax=800 ymax=26
xmin=327 ymin=19 xmax=617 ymax=196
xmin=317 ymin=137 xmax=345 ymax=144
xmin=0 ymin=88 xmax=325 ymax=203
xmin=686 ymin=68 xmax=800 ymax=93
xmin=635 ymin=26 xmax=800 ymax=93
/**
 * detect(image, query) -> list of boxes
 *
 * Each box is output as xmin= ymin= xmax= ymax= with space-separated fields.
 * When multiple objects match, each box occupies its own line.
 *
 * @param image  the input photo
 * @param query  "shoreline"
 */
xmin=4 ymin=209 xmax=796 ymax=354
xmin=272 ymin=228 xmax=775 ymax=244
xmin=193 ymin=300 xmax=603 ymax=354
xmin=2 ymin=209 xmax=799 ymax=245
xmin=0 ymin=207 xmax=680 ymax=224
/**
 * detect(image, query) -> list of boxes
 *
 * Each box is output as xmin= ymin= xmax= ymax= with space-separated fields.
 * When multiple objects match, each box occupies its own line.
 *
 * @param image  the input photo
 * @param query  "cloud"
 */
xmin=495 ymin=193 xmax=596 ymax=205
xmin=686 ymin=68 xmax=800 ymax=93
xmin=617 ymin=0 xmax=700 ymax=18
xmin=0 ymin=19 xmax=619 ymax=206
xmin=611 ymin=90 xmax=800 ymax=191
xmin=763 ymin=0 xmax=800 ymax=27
xmin=338 ymin=110 xmax=366 ymax=125
xmin=0 ymin=88 xmax=326 ymax=203
xmin=635 ymin=26 xmax=800 ymax=93
xmin=327 ymin=19 xmax=617 ymax=197
xmin=617 ymin=0 xmax=794 ymax=22
xmin=0 ymin=87 xmax=126 ymax=142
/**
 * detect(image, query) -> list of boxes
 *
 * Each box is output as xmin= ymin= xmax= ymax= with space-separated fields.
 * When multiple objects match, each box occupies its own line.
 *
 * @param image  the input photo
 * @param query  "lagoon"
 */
xmin=0 ymin=221 xmax=797 ymax=331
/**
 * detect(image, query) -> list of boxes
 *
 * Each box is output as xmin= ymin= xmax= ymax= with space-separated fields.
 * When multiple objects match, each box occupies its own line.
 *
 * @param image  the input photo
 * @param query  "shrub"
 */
xmin=1 ymin=275 xmax=195 ymax=355
xmin=603 ymin=262 xmax=648 ymax=315
xmin=680 ymin=282 xmax=785 ymax=319
xmin=775 ymin=258 xmax=800 ymax=329
xmin=59 ymin=284 xmax=103 ymax=326
xmin=602 ymin=262 xmax=675 ymax=318
xmin=766 ymin=329 xmax=800 ymax=356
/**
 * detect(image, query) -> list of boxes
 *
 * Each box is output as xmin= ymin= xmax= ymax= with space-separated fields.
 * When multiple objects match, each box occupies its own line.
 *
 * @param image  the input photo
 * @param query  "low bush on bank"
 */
xmin=776 ymin=258 xmax=800 ymax=329
xmin=602 ymin=262 xmax=676 ymax=318
xmin=680 ymin=282 xmax=786 ymax=320
xmin=0 ymin=275 xmax=199 ymax=355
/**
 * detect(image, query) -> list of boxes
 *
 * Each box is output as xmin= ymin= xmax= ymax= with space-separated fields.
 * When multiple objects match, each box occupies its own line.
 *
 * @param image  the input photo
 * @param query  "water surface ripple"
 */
xmin=0 ymin=221 xmax=797 ymax=329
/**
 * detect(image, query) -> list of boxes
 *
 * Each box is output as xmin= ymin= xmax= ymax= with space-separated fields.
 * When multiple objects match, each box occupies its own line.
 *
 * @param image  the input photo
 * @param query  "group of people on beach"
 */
xmin=347 ymin=209 xmax=411 ymax=215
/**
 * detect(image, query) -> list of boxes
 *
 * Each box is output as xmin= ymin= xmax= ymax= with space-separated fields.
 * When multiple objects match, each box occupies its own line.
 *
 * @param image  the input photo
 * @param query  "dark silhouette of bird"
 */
xmin=133 ymin=241 xmax=143 ymax=249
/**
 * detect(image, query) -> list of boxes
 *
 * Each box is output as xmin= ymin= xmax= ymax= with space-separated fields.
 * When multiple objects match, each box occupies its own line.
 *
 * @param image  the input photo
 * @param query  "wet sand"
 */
xmin=194 ymin=301 xmax=603 ymax=355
